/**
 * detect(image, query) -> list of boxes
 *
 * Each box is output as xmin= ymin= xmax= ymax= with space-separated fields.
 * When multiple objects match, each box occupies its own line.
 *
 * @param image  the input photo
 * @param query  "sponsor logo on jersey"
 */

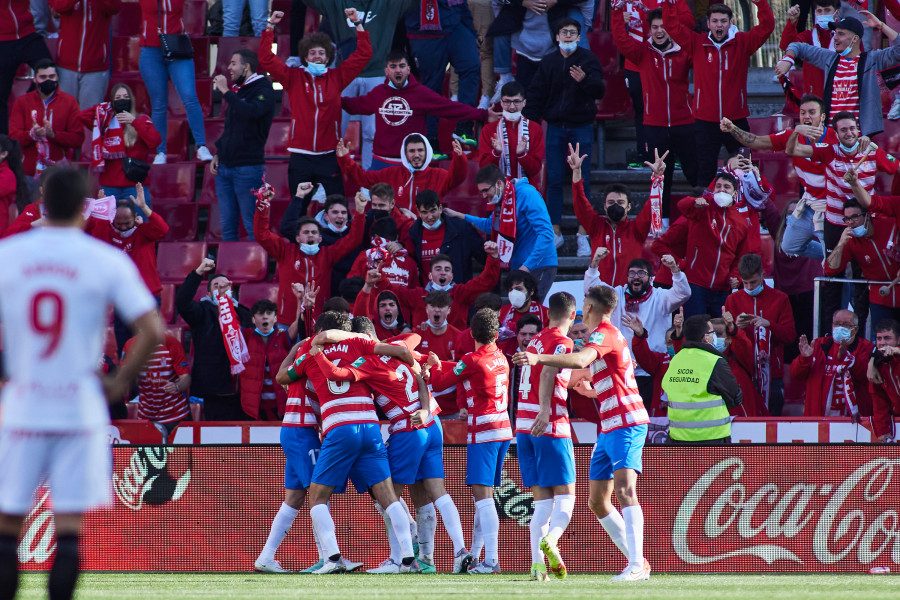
xmin=352 ymin=357 xmax=366 ymax=367
xmin=554 ymin=344 xmax=567 ymax=354
xmin=453 ymin=360 xmax=466 ymax=375
xmin=589 ymin=332 xmax=605 ymax=345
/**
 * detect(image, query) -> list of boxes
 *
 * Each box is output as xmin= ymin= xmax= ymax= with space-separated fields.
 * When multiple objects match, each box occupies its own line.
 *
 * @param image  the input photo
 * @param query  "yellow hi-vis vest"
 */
xmin=661 ymin=347 xmax=731 ymax=441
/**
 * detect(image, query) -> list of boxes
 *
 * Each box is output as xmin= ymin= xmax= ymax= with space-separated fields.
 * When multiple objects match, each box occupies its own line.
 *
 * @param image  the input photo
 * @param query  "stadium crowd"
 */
xmin=2 ymin=0 xmax=900 ymax=443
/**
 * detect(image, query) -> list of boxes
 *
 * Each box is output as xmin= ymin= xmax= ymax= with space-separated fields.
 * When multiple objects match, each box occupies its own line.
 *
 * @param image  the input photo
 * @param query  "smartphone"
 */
xmin=737 ymin=147 xmax=752 ymax=160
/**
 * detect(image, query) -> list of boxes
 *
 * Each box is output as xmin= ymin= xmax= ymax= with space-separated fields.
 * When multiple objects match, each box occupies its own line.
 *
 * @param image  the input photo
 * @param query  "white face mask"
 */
xmin=300 ymin=243 xmax=320 ymax=255
xmin=381 ymin=317 xmax=399 ymax=329
xmin=559 ymin=41 xmax=578 ymax=53
xmin=713 ymin=191 xmax=734 ymax=207
xmin=502 ymin=110 xmax=522 ymax=122
xmin=431 ymin=281 xmax=454 ymax=292
xmin=325 ymin=221 xmax=347 ymax=233
xmin=429 ymin=316 xmax=448 ymax=330
xmin=116 ymin=225 xmax=137 ymax=238
xmin=422 ymin=218 xmax=442 ymax=231
xmin=815 ymin=13 xmax=835 ymax=28
xmin=508 ymin=289 xmax=528 ymax=309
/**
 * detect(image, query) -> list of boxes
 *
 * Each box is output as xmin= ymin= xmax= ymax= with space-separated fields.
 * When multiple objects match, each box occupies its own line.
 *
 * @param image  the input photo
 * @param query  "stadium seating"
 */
xmin=588 ymin=31 xmax=632 ymax=121
xmin=157 ymin=242 xmax=208 ymax=283
xmin=183 ymin=0 xmax=208 ymax=36
xmin=168 ymin=79 xmax=214 ymax=118
xmin=238 ymin=282 xmax=279 ymax=307
xmin=110 ymin=1 xmax=142 ymax=36
xmin=154 ymin=201 xmax=200 ymax=241
xmin=160 ymin=284 xmax=176 ymax=323
xmin=214 ymin=38 xmax=262 ymax=78
xmin=215 ymin=242 xmax=269 ymax=282
xmin=111 ymin=36 xmax=141 ymax=74
xmin=264 ymin=119 xmax=292 ymax=159
xmin=147 ymin=163 xmax=198 ymax=203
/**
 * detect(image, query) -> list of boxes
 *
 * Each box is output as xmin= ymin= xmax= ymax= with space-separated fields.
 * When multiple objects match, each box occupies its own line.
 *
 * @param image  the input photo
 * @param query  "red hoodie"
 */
xmin=612 ymin=5 xmax=694 ymax=128
xmin=791 ymin=335 xmax=875 ymax=417
xmin=722 ymin=324 xmax=770 ymax=417
xmin=664 ymin=0 xmax=774 ymax=122
xmin=620 ymin=0 xmax=694 ymax=72
xmin=49 ymin=0 xmax=121 ymax=73
xmin=342 ymin=74 xmax=488 ymax=163
xmin=872 ymin=355 xmax=900 ymax=439
xmin=139 ymin=0 xmax=185 ymax=47
xmin=677 ymin=195 xmax=751 ymax=291
xmin=0 ymin=162 xmax=16 ymax=234
xmin=3 ymin=202 xmax=41 ymax=237
xmin=260 ymin=28 xmax=371 ymax=155
xmin=476 ymin=118 xmax=545 ymax=182
xmin=79 ymin=109 xmax=162 ymax=187
xmin=0 ymin=0 xmax=35 ymax=41
xmin=86 ymin=210 xmax=169 ymax=296
xmin=779 ymin=23 xmax=832 ymax=98
xmin=724 ymin=285 xmax=796 ymax=379
xmin=9 ymin=90 xmax=85 ymax=176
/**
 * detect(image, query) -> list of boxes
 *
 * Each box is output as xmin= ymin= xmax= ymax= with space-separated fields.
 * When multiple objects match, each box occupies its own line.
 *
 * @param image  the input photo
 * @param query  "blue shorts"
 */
xmin=312 ymin=423 xmax=391 ymax=491
xmin=516 ymin=433 xmax=576 ymax=488
xmin=281 ymin=426 xmax=320 ymax=490
xmin=589 ymin=424 xmax=648 ymax=481
xmin=387 ymin=420 xmax=445 ymax=485
xmin=466 ymin=440 xmax=511 ymax=487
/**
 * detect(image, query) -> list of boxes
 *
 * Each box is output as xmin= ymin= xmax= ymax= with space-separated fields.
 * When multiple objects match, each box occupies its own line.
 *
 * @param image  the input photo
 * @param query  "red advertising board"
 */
xmin=17 ymin=445 xmax=900 ymax=572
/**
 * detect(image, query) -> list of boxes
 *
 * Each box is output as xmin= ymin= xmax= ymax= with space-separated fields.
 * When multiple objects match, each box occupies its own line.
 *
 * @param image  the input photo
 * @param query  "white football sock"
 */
xmin=622 ymin=505 xmax=645 ymax=569
xmin=309 ymin=504 xmax=340 ymax=559
xmin=385 ymin=501 xmax=415 ymax=559
xmin=599 ymin=508 xmax=630 ymax=560
xmin=530 ymin=499 xmax=553 ymax=564
xmin=475 ymin=497 xmax=500 ymax=566
xmin=257 ymin=502 xmax=298 ymax=563
xmin=375 ymin=501 xmax=401 ymax=563
xmin=416 ymin=503 xmax=437 ymax=560
xmin=434 ymin=494 xmax=466 ymax=555
xmin=398 ymin=497 xmax=418 ymax=546
xmin=312 ymin=524 xmax=325 ymax=561
xmin=471 ymin=502 xmax=484 ymax=561
xmin=547 ymin=494 xmax=576 ymax=542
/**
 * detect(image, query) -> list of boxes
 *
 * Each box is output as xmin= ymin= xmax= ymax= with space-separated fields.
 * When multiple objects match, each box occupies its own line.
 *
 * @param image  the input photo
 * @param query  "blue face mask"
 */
xmin=851 ymin=223 xmax=868 ymax=237
xmin=300 ymin=243 xmax=320 ymax=255
xmin=254 ymin=327 xmax=274 ymax=337
xmin=745 ymin=284 xmax=764 ymax=297
xmin=559 ymin=41 xmax=578 ymax=53
xmin=815 ymin=14 xmax=835 ymax=29
xmin=840 ymin=45 xmax=853 ymax=57
xmin=306 ymin=62 xmax=327 ymax=76
xmin=832 ymin=326 xmax=852 ymax=343
xmin=840 ymin=140 xmax=860 ymax=154
xmin=712 ymin=336 xmax=726 ymax=353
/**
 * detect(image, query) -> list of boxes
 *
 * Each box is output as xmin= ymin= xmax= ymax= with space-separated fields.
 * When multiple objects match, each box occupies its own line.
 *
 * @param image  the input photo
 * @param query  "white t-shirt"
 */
xmin=0 ymin=227 xmax=157 ymax=431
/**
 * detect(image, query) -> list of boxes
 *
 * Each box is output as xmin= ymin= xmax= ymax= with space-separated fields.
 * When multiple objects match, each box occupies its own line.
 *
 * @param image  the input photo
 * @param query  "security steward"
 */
xmin=661 ymin=314 xmax=743 ymax=444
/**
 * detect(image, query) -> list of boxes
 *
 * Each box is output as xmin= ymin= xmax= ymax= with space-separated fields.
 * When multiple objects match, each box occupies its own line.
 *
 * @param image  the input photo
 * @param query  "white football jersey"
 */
xmin=0 ymin=227 xmax=157 ymax=431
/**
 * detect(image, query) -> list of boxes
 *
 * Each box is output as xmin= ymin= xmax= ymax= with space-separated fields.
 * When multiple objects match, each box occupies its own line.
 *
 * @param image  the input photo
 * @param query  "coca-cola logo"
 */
xmin=19 ymin=488 xmax=55 ymax=564
xmin=495 ymin=468 xmax=532 ymax=527
xmin=113 ymin=447 xmax=191 ymax=511
xmin=673 ymin=457 xmax=900 ymax=566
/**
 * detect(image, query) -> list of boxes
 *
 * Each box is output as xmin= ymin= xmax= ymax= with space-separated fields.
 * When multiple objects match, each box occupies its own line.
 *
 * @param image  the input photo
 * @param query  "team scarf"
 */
xmin=754 ymin=324 xmax=772 ymax=411
xmin=216 ymin=291 xmax=250 ymax=375
xmin=419 ymin=0 xmax=465 ymax=31
xmin=31 ymin=109 xmax=55 ymax=172
xmin=494 ymin=178 xmax=518 ymax=266
xmin=498 ymin=117 xmax=529 ymax=178
xmin=230 ymin=72 xmax=262 ymax=94
xmin=365 ymin=234 xmax=407 ymax=267
xmin=624 ymin=285 xmax=653 ymax=313
xmin=824 ymin=344 xmax=858 ymax=416
xmin=648 ymin=173 xmax=664 ymax=236
xmin=90 ymin=102 xmax=126 ymax=173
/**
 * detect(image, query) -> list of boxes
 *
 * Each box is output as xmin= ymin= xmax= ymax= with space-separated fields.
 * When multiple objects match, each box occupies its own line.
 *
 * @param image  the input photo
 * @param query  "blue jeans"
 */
xmin=368 ymin=156 xmax=398 ymax=171
xmin=546 ymin=124 xmax=592 ymax=225
xmin=223 ymin=0 xmax=268 ymax=36
xmin=683 ymin=284 xmax=730 ymax=318
xmin=493 ymin=35 xmax=511 ymax=74
xmin=216 ymin=163 xmax=265 ymax=241
xmin=139 ymin=46 xmax=206 ymax=153
xmin=780 ymin=205 xmax=825 ymax=260
xmin=104 ymin=185 xmax=152 ymax=219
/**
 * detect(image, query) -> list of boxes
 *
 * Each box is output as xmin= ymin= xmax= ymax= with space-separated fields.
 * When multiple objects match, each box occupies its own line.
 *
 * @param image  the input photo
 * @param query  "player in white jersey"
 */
xmin=0 ymin=167 xmax=163 ymax=600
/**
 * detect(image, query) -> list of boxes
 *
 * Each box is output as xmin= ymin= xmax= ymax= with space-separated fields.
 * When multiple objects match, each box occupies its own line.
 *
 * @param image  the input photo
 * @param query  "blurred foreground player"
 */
xmin=514 ymin=286 xmax=651 ymax=581
xmin=0 ymin=166 xmax=163 ymax=600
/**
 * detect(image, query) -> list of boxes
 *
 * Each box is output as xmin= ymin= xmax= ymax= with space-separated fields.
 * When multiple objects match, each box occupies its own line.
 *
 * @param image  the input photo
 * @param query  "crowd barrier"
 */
xmin=17 ymin=444 xmax=900 ymax=573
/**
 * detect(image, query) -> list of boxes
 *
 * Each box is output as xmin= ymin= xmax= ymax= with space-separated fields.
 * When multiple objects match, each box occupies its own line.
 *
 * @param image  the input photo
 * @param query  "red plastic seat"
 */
xmin=214 ymin=37 xmax=261 ymax=78
xmin=755 ymin=151 xmax=799 ymax=206
xmin=183 ymin=0 xmax=208 ymax=36
xmin=264 ymin=163 xmax=291 ymax=200
xmin=275 ymin=33 xmax=292 ymax=63
xmin=191 ymin=37 xmax=212 ymax=77
xmin=442 ymin=160 xmax=488 ymax=218
xmin=147 ymin=163 xmax=198 ymax=203
xmin=590 ymin=31 xmax=632 ymax=121
xmin=111 ymin=73 xmax=151 ymax=116
xmin=157 ymin=242 xmax=208 ymax=284
xmin=265 ymin=118 xmax=292 ymax=158
xmin=160 ymin=284 xmax=176 ymax=323
xmin=111 ymin=36 xmax=141 ymax=74
xmin=206 ymin=198 xmax=287 ymax=241
xmin=238 ymin=281 xmax=279 ymax=307
xmin=168 ymin=79 xmax=213 ymax=118
xmin=216 ymin=242 xmax=269 ymax=282
xmin=199 ymin=167 xmax=218 ymax=206
xmin=748 ymin=116 xmax=792 ymax=136
xmin=154 ymin=201 xmax=200 ymax=241
xmin=111 ymin=1 xmax=142 ymax=36
xmin=203 ymin=119 xmax=225 ymax=157
xmin=162 ymin=119 xmax=189 ymax=162
xmin=8 ymin=78 xmax=33 ymax=108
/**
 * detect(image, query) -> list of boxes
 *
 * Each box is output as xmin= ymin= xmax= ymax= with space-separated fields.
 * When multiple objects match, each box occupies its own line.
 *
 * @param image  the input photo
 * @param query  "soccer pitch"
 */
xmin=15 ymin=573 xmax=899 ymax=599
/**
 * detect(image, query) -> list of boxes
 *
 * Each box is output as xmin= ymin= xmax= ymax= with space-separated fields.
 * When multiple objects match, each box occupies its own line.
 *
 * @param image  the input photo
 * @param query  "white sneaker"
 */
xmin=576 ymin=233 xmax=591 ymax=257
xmin=254 ymin=558 xmax=290 ymax=573
xmin=554 ymin=232 xmax=564 ymax=249
xmin=450 ymin=94 xmax=458 ymax=103
xmin=152 ymin=152 xmax=166 ymax=165
xmin=611 ymin=561 xmax=651 ymax=581
xmin=467 ymin=561 xmax=501 ymax=574
xmin=313 ymin=559 xmax=347 ymax=574
xmin=341 ymin=558 xmax=363 ymax=572
xmin=398 ymin=558 xmax=420 ymax=574
xmin=477 ymin=94 xmax=491 ymax=110
xmin=889 ymin=98 xmax=900 ymax=121
xmin=366 ymin=558 xmax=402 ymax=574
xmin=490 ymin=73 xmax=515 ymax=104
xmin=196 ymin=146 xmax=214 ymax=162
xmin=453 ymin=549 xmax=474 ymax=574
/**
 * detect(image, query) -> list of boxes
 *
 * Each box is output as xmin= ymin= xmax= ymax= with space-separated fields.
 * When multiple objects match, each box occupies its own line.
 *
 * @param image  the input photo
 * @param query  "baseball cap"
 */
xmin=829 ymin=17 xmax=864 ymax=39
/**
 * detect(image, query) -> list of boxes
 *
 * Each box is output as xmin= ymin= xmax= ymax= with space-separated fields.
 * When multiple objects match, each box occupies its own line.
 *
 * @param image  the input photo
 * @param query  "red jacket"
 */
xmin=86 ymin=210 xmax=169 ymax=295
xmin=619 ymin=0 xmax=694 ymax=72
xmin=664 ymin=0 xmax=774 ymax=122
xmin=9 ymin=90 xmax=85 ymax=176
xmin=872 ymin=355 xmax=900 ymax=439
xmin=723 ymin=284 xmax=796 ymax=378
xmin=254 ymin=204 xmax=366 ymax=324
xmin=574 ymin=181 xmax=653 ymax=287
xmin=3 ymin=202 xmax=41 ymax=236
xmin=0 ymin=162 xmax=16 ymax=234
xmin=631 ymin=332 xmax=671 ymax=417
xmin=239 ymin=328 xmax=290 ymax=420
xmin=722 ymin=325 xmax=769 ymax=417
xmin=650 ymin=215 xmax=689 ymax=287
xmin=779 ymin=23 xmax=831 ymax=97
xmin=1 ymin=0 xmax=35 ymax=41
xmin=139 ymin=0 xmax=185 ymax=47
xmin=791 ymin=335 xmax=875 ymax=417
xmin=337 ymin=149 xmax=466 ymax=213
xmin=476 ymin=118 xmax=545 ymax=182
xmin=612 ymin=5 xmax=694 ymax=127
xmin=79 ymin=109 xmax=162 ymax=187
xmin=260 ymin=28 xmax=371 ymax=154
xmin=49 ymin=0 xmax=120 ymax=73
xmin=677 ymin=195 xmax=751 ymax=291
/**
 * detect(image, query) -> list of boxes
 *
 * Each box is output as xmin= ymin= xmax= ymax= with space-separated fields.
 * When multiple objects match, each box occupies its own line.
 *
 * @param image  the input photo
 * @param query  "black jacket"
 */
xmin=524 ymin=46 xmax=606 ymax=128
xmin=407 ymin=216 xmax=486 ymax=284
xmin=682 ymin=341 xmax=743 ymax=409
xmin=215 ymin=75 xmax=276 ymax=167
xmin=175 ymin=271 xmax=252 ymax=397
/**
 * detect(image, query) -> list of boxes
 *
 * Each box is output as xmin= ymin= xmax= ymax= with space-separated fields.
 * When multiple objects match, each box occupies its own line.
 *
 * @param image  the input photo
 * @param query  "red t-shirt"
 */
xmin=419 ymin=224 xmax=446 ymax=274
xmin=417 ymin=324 xmax=460 ymax=361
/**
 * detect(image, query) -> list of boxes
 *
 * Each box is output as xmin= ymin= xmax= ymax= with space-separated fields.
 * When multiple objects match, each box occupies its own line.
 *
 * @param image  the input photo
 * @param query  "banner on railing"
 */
xmin=17 ymin=445 xmax=900 ymax=573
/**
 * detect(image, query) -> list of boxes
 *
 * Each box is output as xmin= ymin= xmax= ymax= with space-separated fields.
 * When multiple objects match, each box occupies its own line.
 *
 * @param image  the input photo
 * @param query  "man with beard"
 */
xmin=584 ymin=248 xmax=689 ymax=406
xmin=870 ymin=319 xmax=900 ymax=442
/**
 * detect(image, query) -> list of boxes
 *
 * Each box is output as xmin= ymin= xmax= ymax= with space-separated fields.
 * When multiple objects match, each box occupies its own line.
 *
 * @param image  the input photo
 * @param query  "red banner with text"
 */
xmin=18 ymin=445 xmax=900 ymax=573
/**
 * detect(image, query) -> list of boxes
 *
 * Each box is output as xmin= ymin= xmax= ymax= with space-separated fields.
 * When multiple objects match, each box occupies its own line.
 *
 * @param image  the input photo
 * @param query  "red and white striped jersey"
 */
xmin=282 ymin=339 xmax=320 ymax=428
xmin=584 ymin=322 xmax=649 ymax=434
xmin=430 ymin=343 xmax=512 ymax=444
xmin=829 ymin=56 xmax=860 ymax=123
xmin=769 ymin=127 xmax=838 ymax=200
xmin=126 ymin=335 xmax=190 ymax=424
xmin=515 ymin=327 xmax=574 ymax=438
xmin=811 ymin=142 xmax=898 ymax=225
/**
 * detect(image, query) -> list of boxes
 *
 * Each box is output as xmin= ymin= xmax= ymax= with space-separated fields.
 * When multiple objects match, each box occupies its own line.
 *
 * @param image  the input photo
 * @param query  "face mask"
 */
xmin=429 ymin=316 xmax=448 ymax=330
xmin=37 ymin=79 xmax=58 ymax=96
xmin=431 ymin=281 xmax=454 ymax=292
xmin=666 ymin=346 xmax=676 ymax=358
xmin=381 ymin=317 xmax=399 ymax=329
xmin=502 ymin=110 xmax=522 ymax=122
xmin=745 ymin=284 xmax=764 ymax=297
xmin=832 ymin=326 xmax=852 ymax=343
xmin=851 ymin=223 xmax=868 ymax=237
xmin=325 ymin=221 xmax=347 ymax=233
xmin=112 ymin=99 xmax=131 ymax=113
xmin=116 ymin=225 xmax=137 ymax=238
xmin=713 ymin=191 xmax=734 ymax=207
xmin=815 ymin=14 xmax=835 ymax=28
xmin=508 ymin=289 xmax=528 ymax=309
xmin=559 ymin=41 xmax=578 ymax=53
xmin=422 ymin=218 xmax=442 ymax=231
xmin=606 ymin=204 xmax=626 ymax=222
xmin=489 ymin=193 xmax=502 ymax=205
xmin=370 ymin=209 xmax=390 ymax=221
xmin=712 ymin=336 xmax=726 ymax=353
xmin=300 ymin=243 xmax=320 ymax=255
xmin=233 ymin=70 xmax=248 ymax=86
xmin=652 ymin=39 xmax=672 ymax=51
xmin=306 ymin=62 xmax=327 ymax=76
xmin=254 ymin=327 xmax=273 ymax=337
xmin=840 ymin=45 xmax=853 ymax=57
xmin=841 ymin=140 xmax=860 ymax=153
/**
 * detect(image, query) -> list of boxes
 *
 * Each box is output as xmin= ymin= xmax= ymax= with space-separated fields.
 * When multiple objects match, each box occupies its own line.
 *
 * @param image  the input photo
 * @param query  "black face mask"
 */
xmin=370 ymin=209 xmax=390 ymax=221
xmin=37 ymin=79 xmax=58 ymax=96
xmin=112 ymin=99 xmax=131 ymax=113
xmin=606 ymin=204 xmax=626 ymax=222
xmin=652 ymin=39 xmax=672 ymax=51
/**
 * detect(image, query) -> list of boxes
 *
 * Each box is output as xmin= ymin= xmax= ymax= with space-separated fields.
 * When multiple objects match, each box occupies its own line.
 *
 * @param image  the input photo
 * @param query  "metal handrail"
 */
xmin=812 ymin=276 xmax=893 ymax=339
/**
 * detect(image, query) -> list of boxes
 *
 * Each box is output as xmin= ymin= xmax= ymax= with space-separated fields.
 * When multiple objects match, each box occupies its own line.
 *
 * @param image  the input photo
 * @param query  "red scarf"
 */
xmin=30 ymin=109 xmax=55 ymax=172
xmin=217 ymin=292 xmax=250 ymax=375
xmin=90 ymin=102 xmax=125 ymax=173
xmin=495 ymin=178 xmax=517 ymax=267
xmin=648 ymin=173 xmax=664 ymax=237
xmin=365 ymin=235 xmax=407 ymax=267
xmin=624 ymin=286 xmax=653 ymax=313
xmin=754 ymin=324 xmax=771 ymax=410
xmin=498 ymin=118 xmax=528 ymax=178
xmin=824 ymin=345 xmax=858 ymax=416
xmin=420 ymin=0 xmax=464 ymax=30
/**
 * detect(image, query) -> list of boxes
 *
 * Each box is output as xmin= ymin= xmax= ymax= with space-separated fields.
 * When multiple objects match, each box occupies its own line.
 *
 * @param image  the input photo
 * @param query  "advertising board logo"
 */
xmin=113 ymin=447 xmax=191 ymax=511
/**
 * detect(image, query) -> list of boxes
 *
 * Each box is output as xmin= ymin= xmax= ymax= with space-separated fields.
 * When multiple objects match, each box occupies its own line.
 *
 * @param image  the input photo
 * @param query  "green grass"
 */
xmin=15 ymin=573 xmax=900 ymax=600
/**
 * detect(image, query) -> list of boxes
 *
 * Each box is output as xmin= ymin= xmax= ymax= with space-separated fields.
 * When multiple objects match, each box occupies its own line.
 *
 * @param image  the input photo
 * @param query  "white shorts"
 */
xmin=0 ymin=429 xmax=112 ymax=515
